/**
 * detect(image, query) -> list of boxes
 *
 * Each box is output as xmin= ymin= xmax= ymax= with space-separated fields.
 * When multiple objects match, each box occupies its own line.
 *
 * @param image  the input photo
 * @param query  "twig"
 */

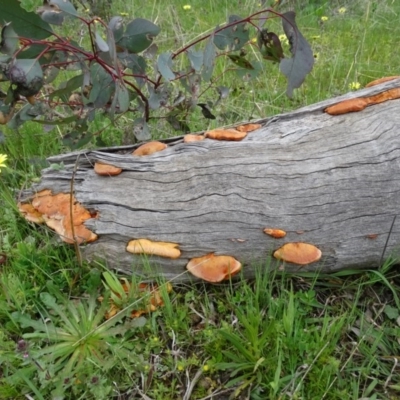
xmin=379 ymin=215 xmax=397 ymax=268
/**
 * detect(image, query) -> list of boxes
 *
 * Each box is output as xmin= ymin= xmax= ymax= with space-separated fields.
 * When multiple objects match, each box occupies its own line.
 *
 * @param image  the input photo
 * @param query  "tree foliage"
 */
xmin=0 ymin=0 xmax=314 ymax=149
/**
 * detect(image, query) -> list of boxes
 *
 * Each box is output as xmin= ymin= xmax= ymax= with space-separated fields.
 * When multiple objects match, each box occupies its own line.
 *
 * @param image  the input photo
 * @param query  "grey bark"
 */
xmin=23 ymin=79 xmax=400 ymax=281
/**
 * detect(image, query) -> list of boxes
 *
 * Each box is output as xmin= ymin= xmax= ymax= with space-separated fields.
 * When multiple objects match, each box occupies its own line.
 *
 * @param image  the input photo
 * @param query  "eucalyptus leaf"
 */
xmin=157 ymin=52 xmax=175 ymax=81
xmin=279 ymin=11 xmax=314 ymax=98
xmin=108 ymin=16 xmax=124 ymax=42
xmin=95 ymin=31 xmax=109 ymax=52
xmin=8 ymin=58 xmax=44 ymax=97
xmin=117 ymin=18 xmax=160 ymax=54
xmin=0 ymin=0 xmax=53 ymax=40
xmin=214 ymin=15 xmax=249 ymax=51
xmin=0 ymin=23 xmax=18 ymax=55
xmin=202 ymin=34 xmax=216 ymax=82
xmin=187 ymin=48 xmax=204 ymax=72
xmin=132 ymin=117 xmax=150 ymax=141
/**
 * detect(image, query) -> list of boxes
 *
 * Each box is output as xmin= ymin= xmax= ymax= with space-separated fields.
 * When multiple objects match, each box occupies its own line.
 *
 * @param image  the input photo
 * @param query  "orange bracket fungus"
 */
xmin=186 ymin=253 xmax=242 ymax=282
xmin=365 ymin=76 xmax=400 ymax=88
xmin=273 ymin=242 xmax=321 ymax=265
xmin=324 ymin=98 xmax=369 ymax=115
xmin=18 ymin=203 xmax=45 ymax=224
xmin=235 ymin=123 xmax=262 ymax=132
xmin=126 ymin=238 xmax=181 ymax=259
xmin=19 ymin=190 xmax=97 ymax=244
xmin=183 ymin=134 xmax=205 ymax=143
xmin=205 ymin=128 xmax=247 ymax=141
xmin=94 ymin=162 xmax=122 ymax=176
xmin=263 ymin=228 xmax=287 ymax=238
xmin=132 ymin=141 xmax=167 ymax=156
xmin=325 ymin=87 xmax=400 ymax=116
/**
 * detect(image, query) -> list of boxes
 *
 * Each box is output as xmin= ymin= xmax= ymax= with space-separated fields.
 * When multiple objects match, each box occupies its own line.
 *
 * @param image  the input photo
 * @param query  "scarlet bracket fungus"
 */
xmin=94 ymin=162 xmax=122 ymax=176
xmin=205 ymin=128 xmax=247 ymax=141
xmin=21 ymin=190 xmax=98 ymax=244
xmin=186 ymin=253 xmax=242 ymax=282
xmin=263 ymin=228 xmax=287 ymax=238
xmin=273 ymin=242 xmax=321 ymax=265
xmin=18 ymin=203 xmax=45 ymax=224
xmin=132 ymin=141 xmax=167 ymax=156
xmin=366 ymin=76 xmax=400 ymax=88
xmin=126 ymin=238 xmax=181 ymax=259
xmin=235 ymin=123 xmax=262 ymax=132
xmin=183 ymin=134 xmax=205 ymax=142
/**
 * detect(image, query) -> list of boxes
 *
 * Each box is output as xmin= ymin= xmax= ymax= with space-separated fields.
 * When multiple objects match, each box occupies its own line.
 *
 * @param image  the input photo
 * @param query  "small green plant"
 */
xmin=8 ymin=279 xmax=146 ymax=397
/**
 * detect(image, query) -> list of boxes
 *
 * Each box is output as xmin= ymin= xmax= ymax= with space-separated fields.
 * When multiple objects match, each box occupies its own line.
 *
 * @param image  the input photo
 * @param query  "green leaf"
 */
xmin=89 ymin=62 xmax=114 ymax=107
xmin=46 ymin=0 xmax=77 ymax=16
xmin=115 ymin=81 xmax=130 ymax=113
xmin=108 ymin=16 xmax=124 ymax=42
xmin=0 ymin=0 xmax=53 ymax=40
xmin=186 ymin=48 xmax=203 ymax=72
xmin=148 ymin=84 xmax=170 ymax=110
xmin=383 ymin=305 xmax=399 ymax=320
xmin=257 ymin=29 xmax=284 ymax=63
xmin=117 ymin=18 xmax=160 ymax=53
xmin=132 ymin=117 xmax=150 ymax=141
xmin=8 ymin=59 xmax=44 ymax=97
xmin=227 ymin=54 xmax=254 ymax=69
xmin=214 ymin=15 xmax=249 ymax=51
xmin=95 ymin=32 xmax=109 ymax=52
xmin=202 ymin=34 xmax=216 ymax=82
xmin=279 ymin=11 xmax=314 ymax=98
xmin=49 ymin=74 xmax=83 ymax=101
xmin=157 ymin=52 xmax=175 ymax=81
xmin=0 ymin=23 xmax=18 ymax=55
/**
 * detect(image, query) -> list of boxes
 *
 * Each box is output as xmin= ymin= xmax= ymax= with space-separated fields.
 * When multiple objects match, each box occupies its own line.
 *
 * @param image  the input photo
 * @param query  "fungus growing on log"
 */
xmin=94 ymin=162 xmax=122 ymax=176
xmin=183 ymin=134 xmax=205 ymax=142
xmin=186 ymin=253 xmax=242 ymax=282
xmin=325 ymin=98 xmax=369 ymax=115
xmin=132 ymin=141 xmax=167 ymax=156
xmin=235 ymin=123 xmax=262 ymax=132
xmin=126 ymin=239 xmax=181 ymax=259
xmin=273 ymin=242 xmax=321 ymax=265
xmin=366 ymin=76 xmax=400 ymax=88
xmin=205 ymin=128 xmax=247 ymax=141
xmin=20 ymin=190 xmax=98 ymax=244
xmin=18 ymin=203 xmax=45 ymax=224
xmin=263 ymin=228 xmax=287 ymax=238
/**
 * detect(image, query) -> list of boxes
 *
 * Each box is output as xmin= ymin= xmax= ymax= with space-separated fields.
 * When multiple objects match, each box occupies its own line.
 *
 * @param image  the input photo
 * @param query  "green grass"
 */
xmin=1 ymin=0 xmax=400 ymax=398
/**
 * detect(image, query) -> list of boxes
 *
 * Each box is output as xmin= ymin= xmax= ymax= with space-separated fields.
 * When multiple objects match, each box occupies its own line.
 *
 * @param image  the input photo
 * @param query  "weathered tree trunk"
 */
xmin=22 ymin=79 xmax=400 ymax=281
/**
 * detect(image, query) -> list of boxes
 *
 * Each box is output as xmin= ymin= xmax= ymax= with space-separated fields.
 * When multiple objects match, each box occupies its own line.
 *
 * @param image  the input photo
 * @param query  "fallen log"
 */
xmin=20 ymin=79 xmax=400 ymax=282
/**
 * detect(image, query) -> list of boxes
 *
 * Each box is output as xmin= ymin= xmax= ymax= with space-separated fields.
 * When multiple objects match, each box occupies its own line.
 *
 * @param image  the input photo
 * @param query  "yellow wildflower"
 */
xmin=349 ymin=82 xmax=361 ymax=90
xmin=177 ymin=364 xmax=184 ymax=371
xmin=279 ymin=34 xmax=289 ymax=46
xmin=120 ymin=12 xmax=129 ymax=16
xmin=0 ymin=154 xmax=7 ymax=172
xmin=202 ymin=364 xmax=210 ymax=372
xmin=338 ymin=7 xmax=346 ymax=14
xmin=321 ymin=16 xmax=328 ymax=22
xmin=183 ymin=5 xmax=191 ymax=10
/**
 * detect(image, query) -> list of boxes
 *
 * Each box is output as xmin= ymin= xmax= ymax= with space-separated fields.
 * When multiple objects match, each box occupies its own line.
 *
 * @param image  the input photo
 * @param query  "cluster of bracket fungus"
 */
xmin=273 ymin=242 xmax=321 ymax=266
xmin=18 ymin=190 xmax=98 ymax=244
xmin=263 ymin=228 xmax=287 ymax=238
xmin=183 ymin=134 xmax=205 ymax=142
xmin=325 ymin=76 xmax=400 ymax=115
xmin=94 ymin=162 xmax=122 ymax=176
xmin=126 ymin=239 xmax=181 ymax=259
xmin=186 ymin=253 xmax=242 ymax=282
xmin=204 ymin=123 xmax=262 ymax=142
xmin=133 ymin=141 xmax=167 ymax=156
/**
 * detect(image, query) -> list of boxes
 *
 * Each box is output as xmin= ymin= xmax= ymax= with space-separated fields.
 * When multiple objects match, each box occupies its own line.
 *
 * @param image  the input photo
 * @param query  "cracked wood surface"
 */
xmin=24 ymin=79 xmax=400 ymax=281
